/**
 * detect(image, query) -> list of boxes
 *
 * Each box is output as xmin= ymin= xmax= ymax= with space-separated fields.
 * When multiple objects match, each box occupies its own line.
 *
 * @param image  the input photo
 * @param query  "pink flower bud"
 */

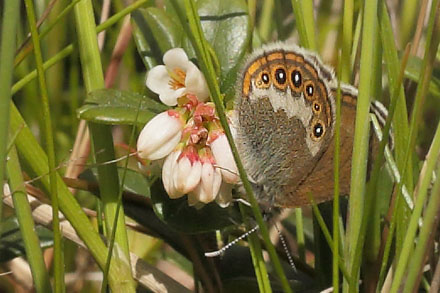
xmin=137 ymin=110 xmax=184 ymax=160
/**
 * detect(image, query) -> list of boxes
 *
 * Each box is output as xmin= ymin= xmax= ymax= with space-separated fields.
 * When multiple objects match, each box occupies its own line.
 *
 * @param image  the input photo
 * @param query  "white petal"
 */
xmin=198 ymin=163 xmax=219 ymax=203
xmin=211 ymin=167 xmax=222 ymax=198
xmin=147 ymin=131 xmax=181 ymax=160
xmin=162 ymin=151 xmax=184 ymax=199
xmin=163 ymin=48 xmax=190 ymax=70
xmin=185 ymin=63 xmax=209 ymax=101
xmin=137 ymin=112 xmax=183 ymax=160
xmin=210 ymin=135 xmax=239 ymax=183
xmin=146 ymin=65 xmax=172 ymax=94
xmin=185 ymin=161 xmax=202 ymax=192
xmin=159 ymin=88 xmax=185 ymax=106
xmin=174 ymin=158 xmax=201 ymax=194
xmin=162 ymin=153 xmax=175 ymax=196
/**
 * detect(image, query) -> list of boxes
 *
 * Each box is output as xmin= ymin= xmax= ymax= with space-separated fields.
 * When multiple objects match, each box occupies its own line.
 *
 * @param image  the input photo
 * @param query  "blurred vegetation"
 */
xmin=1 ymin=0 xmax=440 ymax=292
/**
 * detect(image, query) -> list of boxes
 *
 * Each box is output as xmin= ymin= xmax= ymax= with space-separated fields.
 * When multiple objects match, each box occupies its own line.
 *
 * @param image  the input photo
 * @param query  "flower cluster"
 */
xmin=137 ymin=48 xmax=238 ymax=207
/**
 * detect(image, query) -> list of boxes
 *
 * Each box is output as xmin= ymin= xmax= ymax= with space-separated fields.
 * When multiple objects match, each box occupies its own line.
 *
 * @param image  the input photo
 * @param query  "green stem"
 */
xmin=403 ymin=124 xmax=440 ymax=292
xmin=347 ymin=0 xmax=378 ymax=290
xmin=290 ymin=0 xmax=310 ymax=49
xmin=7 ymin=146 xmax=52 ymax=293
xmin=24 ymin=0 xmax=64 ymax=290
xmin=72 ymin=0 xmax=134 ymax=291
xmin=0 ymin=0 xmax=20 ymax=226
xmin=389 ymin=3 xmax=440 ymax=291
xmin=341 ymin=0 xmax=354 ymax=83
xmin=239 ymin=205 xmax=272 ymax=293
xmin=332 ymin=57 xmax=343 ymax=293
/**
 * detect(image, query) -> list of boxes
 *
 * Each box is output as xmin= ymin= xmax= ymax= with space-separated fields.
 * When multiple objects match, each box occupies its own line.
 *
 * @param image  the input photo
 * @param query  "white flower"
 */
xmin=137 ymin=110 xmax=184 ymax=160
xmin=146 ymin=48 xmax=209 ymax=106
xmin=173 ymin=146 xmax=202 ymax=194
xmin=210 ymin=132 xmax=239 ymax=184
xmin=162 ymin=150 xmax=184 ymax=199
xmin=189 ymin=161 xmax=222 ymax=204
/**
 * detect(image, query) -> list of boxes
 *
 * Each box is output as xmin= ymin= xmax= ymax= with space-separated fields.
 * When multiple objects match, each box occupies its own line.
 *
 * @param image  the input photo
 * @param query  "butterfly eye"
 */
xmin=313 ymin=122 xmax=324 ymax=138
xmin=275 ymin=68 xmax=286 ymax=84
xmin=261 ymin=72 xmax=270 ymax=84
xmin=291 ymin=70 xmax=302 ymax=87
xmin=306 ymin=84 xmax=314 ymax=97
xmin=313 ymin=102 xmax=321 ymax=112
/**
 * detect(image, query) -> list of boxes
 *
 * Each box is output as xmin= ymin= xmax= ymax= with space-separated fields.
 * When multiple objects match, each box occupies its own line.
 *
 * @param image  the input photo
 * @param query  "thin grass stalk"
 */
xmin=349 ymin=11 xmax=362 ymax=73
xmin=376 ymin=3 xmax=412 ymax=287
xmin=309 ymin=201 xmax=350 ymax=282
xmin=72 ymin=0 xmax=134 ymax=291
xmin=295 ymin=208 xmax=306 ymax=261
xmin=290 ymin=0 xmax=310 ymax=49
xmin=239 ymin=205 xmax=272 ymax=293
xmin=12 ymin=0 xmax=150 ymax=95
xmin=341 ymin=0 xmax=354 ymax=83
xmin=346 ymin=0 xmax=378 ymax=290
xmin=301 ymin=0 xmax=317 ymax=50
xmin=333 ymin=63 xmax=343 ymax=292
xmin=400 ymin=0 xmax=420 ymax=47
xmin=351 ymin=18 xmax=382 ymax=291
xmin=101 ymin=97 xmax=143 ymax=292
xmin=258 ymin=0 xmax=274 ymax=42
xmin=0 ymin=0 xmax=20 ymax=225
xmin=353 ymin=43 xmax=411 ymax=292
xmin=403 ymin=124 xmax=440 ymax=292
xmin=23 ymin=0 xmax=64 ymax=289
xmin=6 ymin=146 xmax=52 ymax=293
xmin=173 ymin=0 xmax=291 ymax=291
xmin=363 ymin=14 xmax=383 ymax=263
xmin=14 ymin=0 xmax=81 ymax=68
xmin=389 ymin=4 xmax=440 ymax=291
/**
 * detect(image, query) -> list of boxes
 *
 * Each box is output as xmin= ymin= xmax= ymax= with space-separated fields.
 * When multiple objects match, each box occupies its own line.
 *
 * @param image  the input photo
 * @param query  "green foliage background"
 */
xmin=1 ymin=0 xmax=440 ymax=292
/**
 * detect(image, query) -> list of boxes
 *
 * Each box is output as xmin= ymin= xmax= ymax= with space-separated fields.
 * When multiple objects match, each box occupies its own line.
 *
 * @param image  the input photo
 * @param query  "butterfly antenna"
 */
xmin=205 ymin=225 xmax=260 ymax=257
xmin=274 ymin=222 xmax=296 ymax=272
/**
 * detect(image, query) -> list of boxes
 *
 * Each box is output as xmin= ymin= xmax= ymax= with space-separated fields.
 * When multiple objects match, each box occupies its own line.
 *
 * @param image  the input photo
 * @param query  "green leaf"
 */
xmin=150 ymin=181 xmax=241 ymax=233
xmin=79 ymin=167 xmax=151 ymax=198
xmin=0 ymin=216 xmax=53 ymax=263
xmin=197 ymin=0 xmax=250 ymax=97
xmin=77 ymin=89 xmax=167 ymax=125
xmin=132 ymin=7 xmax=183 ymax=68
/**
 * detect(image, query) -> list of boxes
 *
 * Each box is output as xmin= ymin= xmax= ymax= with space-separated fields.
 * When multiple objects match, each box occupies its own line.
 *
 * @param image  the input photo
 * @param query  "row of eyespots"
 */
xmin=257 ymin=67 xmax=315 ymax=100
xmin=255 ymin=67 xmax=326 ymax=140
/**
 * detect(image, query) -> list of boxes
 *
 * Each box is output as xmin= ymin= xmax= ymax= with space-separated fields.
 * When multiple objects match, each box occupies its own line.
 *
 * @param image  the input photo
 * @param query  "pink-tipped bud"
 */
xmin=137 ymin=110 xmax=184 ymax=160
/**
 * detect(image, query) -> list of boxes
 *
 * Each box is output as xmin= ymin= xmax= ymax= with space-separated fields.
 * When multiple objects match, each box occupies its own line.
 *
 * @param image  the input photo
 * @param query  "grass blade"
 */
xmin=0 ymin=0 xmax=20 ymax=225
xmin=23 ymin=0 xmax=64 ymax=289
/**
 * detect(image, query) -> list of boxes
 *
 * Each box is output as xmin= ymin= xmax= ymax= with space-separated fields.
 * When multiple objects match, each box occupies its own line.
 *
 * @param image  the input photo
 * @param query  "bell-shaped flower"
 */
xmin=210 ymin=131 xmax=239 ymax=184
xmin=146 ymin=48 xmax=209 ymax=106
xmin=137 ymin=110 xmax=185 ymax=161
xmin=162 ymin=149 xmax=184 ymax=199
xmin=189 ymin=148 xmax=222 ymax=204
xmin=173 ymin=146 xmax=202 ymax=195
